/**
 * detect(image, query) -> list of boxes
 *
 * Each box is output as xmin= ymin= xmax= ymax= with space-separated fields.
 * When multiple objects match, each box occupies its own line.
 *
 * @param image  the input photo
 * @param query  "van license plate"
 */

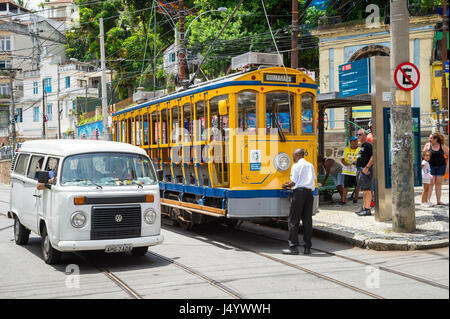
xmin=105 ymin=244 xmax=133 ymax=253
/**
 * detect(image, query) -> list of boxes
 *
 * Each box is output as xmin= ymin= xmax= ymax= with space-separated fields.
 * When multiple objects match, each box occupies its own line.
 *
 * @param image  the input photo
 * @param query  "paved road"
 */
xmin=0 ymin=185 xmax=448 ymax=299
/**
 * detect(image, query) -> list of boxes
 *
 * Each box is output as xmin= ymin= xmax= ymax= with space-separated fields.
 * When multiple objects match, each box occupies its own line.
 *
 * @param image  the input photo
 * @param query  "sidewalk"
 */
xmin=313 ymin=185 xmax=449 ymax=251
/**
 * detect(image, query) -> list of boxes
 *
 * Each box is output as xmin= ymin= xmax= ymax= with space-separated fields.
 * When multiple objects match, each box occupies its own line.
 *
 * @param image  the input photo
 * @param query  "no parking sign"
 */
xmin=394 ymin=62 xmax=420 ymax=91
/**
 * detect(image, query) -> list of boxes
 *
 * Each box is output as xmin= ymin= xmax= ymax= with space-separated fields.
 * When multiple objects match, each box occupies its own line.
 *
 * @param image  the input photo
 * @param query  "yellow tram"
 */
xmin=112 ymin=66 xmax=318 ymax=228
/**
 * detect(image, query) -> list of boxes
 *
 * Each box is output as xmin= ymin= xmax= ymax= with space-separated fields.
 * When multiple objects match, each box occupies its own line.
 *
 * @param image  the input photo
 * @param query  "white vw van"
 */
xmin=8 ymin=140 xmax=163 ymax=264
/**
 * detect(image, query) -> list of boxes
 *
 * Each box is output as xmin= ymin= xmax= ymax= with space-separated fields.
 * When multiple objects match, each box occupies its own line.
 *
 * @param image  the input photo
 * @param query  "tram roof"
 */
xmin=113 ymin=67 xmax=318 ymax=117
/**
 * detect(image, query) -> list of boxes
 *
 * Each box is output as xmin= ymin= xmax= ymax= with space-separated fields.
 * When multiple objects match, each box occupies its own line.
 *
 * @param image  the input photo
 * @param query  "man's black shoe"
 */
xmin=282 ymin=247 xmax=299 ymax=255
xmin=357 ymin=209 xmax=372 ymax=216
xmin=355 ymin=207 xmax=365 ymax=215
xmin=303 ymin=247 xmax=311 ymax=255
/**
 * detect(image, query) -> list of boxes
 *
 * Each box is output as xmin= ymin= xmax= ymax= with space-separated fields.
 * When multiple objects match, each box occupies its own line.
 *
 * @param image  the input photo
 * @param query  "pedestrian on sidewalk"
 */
xmin=282 ymin=149 xmax=316 ymax=255
xmin=318 ymin=156 xmax=345 ymax=204
xmin=421 ymin=151 xmax=433 ymax=207
xmin=355 ymin=129 xmax=374 ymax=216
xmin=422 ymin=133 xmax=449 ymax=206
xmin=341 ymin=136 xmax=360 ymax=204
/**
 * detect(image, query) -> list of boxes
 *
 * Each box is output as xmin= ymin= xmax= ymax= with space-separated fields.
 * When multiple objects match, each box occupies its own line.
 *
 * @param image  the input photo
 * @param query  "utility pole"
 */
xmin=178 ymin=0 xmax=188 ymax=84
xmin=42 ymin=78 xmax=47 ymax=139
xmin=442 ymin=0 xmax=448 ymax=118
xmin=154 ymin=6 xmax=157 ymax=97
xmin=390 ymin=0 xmax=415 ymax=232
xmin=57 ymin=63 xmax=61 ymax=139
xmin=8 ymin=69 xmax=17 ymax=145
xmin=291 ymin=0 xmax=299 ymax=69
xmin=100 ymin=18 xmax=110 ymax=141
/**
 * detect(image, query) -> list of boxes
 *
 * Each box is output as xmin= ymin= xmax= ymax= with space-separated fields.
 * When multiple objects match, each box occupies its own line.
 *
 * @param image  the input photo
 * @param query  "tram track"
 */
xmin=0 ymin=225 xmax=13 ymax=231
xmin=162 ymin=222 xmax=384 ymax=299
xmin=146 ymin=251 xmax=244 ymax=299
xmin=73 ymin=249 xmax=244 ymax=300
xmin=162 ymin=220 xmax=448 ymax=299
xmin=234 ymin=222 xmax=450 ymax=291
xmin=74 ymin=252 xmax=144 ymax=299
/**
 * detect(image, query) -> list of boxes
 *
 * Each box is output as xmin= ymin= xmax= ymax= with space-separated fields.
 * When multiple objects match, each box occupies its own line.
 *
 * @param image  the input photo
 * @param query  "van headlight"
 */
xmin=70 ymin=211 xmax=86 ymax=228
xmin=144 ymin=208 xmax=157 ymax=224
xmin=274 ymin=152 xmax=291 ymax=171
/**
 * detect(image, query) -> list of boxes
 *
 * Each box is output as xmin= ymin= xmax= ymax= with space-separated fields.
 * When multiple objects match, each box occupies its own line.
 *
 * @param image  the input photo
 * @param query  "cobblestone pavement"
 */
xmin=314 ymin=185 xmax=449 ymax=250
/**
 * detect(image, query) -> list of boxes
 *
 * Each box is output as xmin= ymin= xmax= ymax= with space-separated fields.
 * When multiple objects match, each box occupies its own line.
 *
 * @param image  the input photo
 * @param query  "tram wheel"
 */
xmin=222 ymin=219 xmax=239 ymax=229
xmin=172 ymin=207 xmax=194 ymax=231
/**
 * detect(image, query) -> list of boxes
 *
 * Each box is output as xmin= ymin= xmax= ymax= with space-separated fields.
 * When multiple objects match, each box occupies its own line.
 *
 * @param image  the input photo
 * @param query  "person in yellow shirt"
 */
xmin=341 ymin=136 xmax=360 ymax=204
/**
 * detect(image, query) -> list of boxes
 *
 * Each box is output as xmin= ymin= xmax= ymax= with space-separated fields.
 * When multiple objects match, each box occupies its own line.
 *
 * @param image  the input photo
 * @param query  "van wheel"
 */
xmin=131 ymin=246 xmax=148 ymax=256
xmin=41 ymin=227 xmax=61 ymax=265
xmin=14 ymin=216 xmax=30 ymax=245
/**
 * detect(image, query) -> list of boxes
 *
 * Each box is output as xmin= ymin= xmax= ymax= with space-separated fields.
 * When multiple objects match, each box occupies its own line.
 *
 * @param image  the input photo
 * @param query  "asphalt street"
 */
xmin=0 ymin=185 xmax=448 ymax=299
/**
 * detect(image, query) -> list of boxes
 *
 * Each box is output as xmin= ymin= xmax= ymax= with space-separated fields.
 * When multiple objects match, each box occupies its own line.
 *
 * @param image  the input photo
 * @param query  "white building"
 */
xmin=163 ymin=43 xmax=202 ymax=78
xmin=16 ymin=55 xmax=105 ymax=139
xmin=42 ymin=0 xmax=80 ymax=32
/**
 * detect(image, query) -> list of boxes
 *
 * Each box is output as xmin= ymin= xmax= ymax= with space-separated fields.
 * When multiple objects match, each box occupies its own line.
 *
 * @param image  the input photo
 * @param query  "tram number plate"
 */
xmin=105 ymin=244 xmax=133 ymax=253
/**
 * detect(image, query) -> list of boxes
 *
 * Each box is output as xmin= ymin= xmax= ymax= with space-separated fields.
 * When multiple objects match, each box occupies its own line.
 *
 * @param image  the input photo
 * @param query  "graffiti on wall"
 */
xmin=77 ymin=121 xmax=103 ymax=140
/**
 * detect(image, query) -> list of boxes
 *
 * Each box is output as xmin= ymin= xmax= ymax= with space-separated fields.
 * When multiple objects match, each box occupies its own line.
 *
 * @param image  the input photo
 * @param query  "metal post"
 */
xmin=154 ymin=5 xmax=157 ymax=97
xmin=100 ymin=18 xmax=110 ymax=141
xmin=291 ymin=0 xmax=298 ymax=69
xmin=57 ymin=63 xmax=61 ymax=139
xmin=8 ymin=69 xmax=16 ymax=145
xmin=390 ymin=0 xmax=415 ymax=232
xmin=42 ymin=78 xmax=46 ymax=139
xmin=442 ymin=0 xmax=448 ymax=116
xmin=178 ymin=0 xmax=187 ymax=83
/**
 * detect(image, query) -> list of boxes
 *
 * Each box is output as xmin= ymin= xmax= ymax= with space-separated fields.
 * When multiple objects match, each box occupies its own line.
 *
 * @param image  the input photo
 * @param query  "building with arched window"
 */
xmin=312 ymin=14 xmax=442 ymax=132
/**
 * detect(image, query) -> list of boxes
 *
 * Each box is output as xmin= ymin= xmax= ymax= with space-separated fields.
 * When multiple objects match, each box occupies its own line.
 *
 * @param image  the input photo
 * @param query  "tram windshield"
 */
xmin=61 ymin=152 xmax=157 ymax=186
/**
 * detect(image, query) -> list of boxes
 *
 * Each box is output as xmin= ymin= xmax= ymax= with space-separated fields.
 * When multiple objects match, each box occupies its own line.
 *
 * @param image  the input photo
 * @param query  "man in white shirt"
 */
xmin=282 ymin=148 xmax=316 ymax=255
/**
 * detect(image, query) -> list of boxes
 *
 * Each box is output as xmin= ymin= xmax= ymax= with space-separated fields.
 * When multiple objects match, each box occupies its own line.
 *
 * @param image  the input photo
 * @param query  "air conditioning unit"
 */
xmin=231 ymin=52 xmax=283 ymax=70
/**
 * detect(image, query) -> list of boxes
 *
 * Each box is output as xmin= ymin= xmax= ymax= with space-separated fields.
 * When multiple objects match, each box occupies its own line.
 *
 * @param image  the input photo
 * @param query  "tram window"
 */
xmin=171 ymin=106 xmax=180 ymax=143
xmin=237 ymin=91 xmax=257 ymax=134
xmin=135 ymin=116 xmax=141 ymax=146
xmin=301 ymin=93 xmax=314 ymax=134
xmin=183 ymin=103 xmax=192 ymax=142
xmin=121 ymin=122 xmax=126 ymax=142
xmin=151 ymin=111 xmax=159 ymax=144
xmin=196 ymin=100 xmax=207 ymax=141
xmin=265 ymin=92 xmax=295 ymax=134
xmin=161 ymin=108 xmax=168 ymax=144
xmin=143 ymin=115 xmax=149 ymax=145
xmin=210 ymin=94 xmax=229 ymax=141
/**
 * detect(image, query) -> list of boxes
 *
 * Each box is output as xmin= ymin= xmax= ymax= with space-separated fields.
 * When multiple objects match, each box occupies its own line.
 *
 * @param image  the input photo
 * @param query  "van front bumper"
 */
xmin=55 ymin=234 xmax=164 ymax=252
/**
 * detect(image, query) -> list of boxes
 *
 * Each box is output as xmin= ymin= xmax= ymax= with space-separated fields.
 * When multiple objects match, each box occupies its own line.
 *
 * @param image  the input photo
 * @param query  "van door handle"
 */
xmin=33 ymin=195 xmax=42 ymax=198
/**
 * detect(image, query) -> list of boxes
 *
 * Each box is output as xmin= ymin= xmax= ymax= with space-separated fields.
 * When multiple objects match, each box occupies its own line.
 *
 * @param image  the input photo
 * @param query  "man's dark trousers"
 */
xmin=288 ymin=188 xmax=313 ymax=249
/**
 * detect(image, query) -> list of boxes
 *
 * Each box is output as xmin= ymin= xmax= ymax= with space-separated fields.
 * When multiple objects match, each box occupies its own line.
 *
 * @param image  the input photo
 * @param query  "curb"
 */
xmin=309 ymin=224 xmax=449 ymax=251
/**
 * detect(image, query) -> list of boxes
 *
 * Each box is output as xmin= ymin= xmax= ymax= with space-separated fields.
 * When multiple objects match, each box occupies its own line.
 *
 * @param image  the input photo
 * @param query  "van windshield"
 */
xmin=61 ymin=152 xmax=157 ymax=186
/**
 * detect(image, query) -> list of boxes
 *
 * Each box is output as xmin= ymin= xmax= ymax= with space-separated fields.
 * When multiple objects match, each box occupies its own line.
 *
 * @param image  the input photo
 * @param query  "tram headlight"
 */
xmin=144 ymin=208 xmax=157 ymax=225
xmin=70 ymin=211 xmax=86 ymax=228
xmin=274 ymin=152 xmax=291 ymax=172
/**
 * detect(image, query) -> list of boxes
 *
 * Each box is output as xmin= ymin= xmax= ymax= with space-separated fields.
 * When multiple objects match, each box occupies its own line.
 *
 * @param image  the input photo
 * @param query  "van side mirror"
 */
xmin=37 ymin=171 xmax=49 ymax=184
xmin=218 ymin=100 xmax=228 ymax=116
xmin=157 ymin=169 xmax=164 ymax=182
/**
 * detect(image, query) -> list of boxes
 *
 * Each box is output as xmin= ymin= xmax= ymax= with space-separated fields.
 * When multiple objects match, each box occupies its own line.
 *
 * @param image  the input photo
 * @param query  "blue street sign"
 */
xmin=338 ymin=58 xmax=371 ymax=98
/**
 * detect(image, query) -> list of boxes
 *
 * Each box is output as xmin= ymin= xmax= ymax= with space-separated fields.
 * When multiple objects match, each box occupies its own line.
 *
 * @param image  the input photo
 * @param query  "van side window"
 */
xmin=14 ymin=154 xmax=30 ymax=175
xmin=45 ymin=157 xmax=60 ymax=183
xmin=27 ymin=155 xmax=45 ymax=180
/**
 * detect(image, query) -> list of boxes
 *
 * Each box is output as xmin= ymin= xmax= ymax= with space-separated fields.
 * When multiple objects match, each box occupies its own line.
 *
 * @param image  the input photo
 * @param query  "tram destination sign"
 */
xmin=338 ymin=58 xmax=371 ymax=98
xmin=263 ymin=73 xmax=296 ymax=84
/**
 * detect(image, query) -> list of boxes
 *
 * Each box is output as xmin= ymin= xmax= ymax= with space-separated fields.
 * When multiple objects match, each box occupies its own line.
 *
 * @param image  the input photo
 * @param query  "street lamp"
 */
xmin=185 ymin=7 xmax=228 ymax=38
